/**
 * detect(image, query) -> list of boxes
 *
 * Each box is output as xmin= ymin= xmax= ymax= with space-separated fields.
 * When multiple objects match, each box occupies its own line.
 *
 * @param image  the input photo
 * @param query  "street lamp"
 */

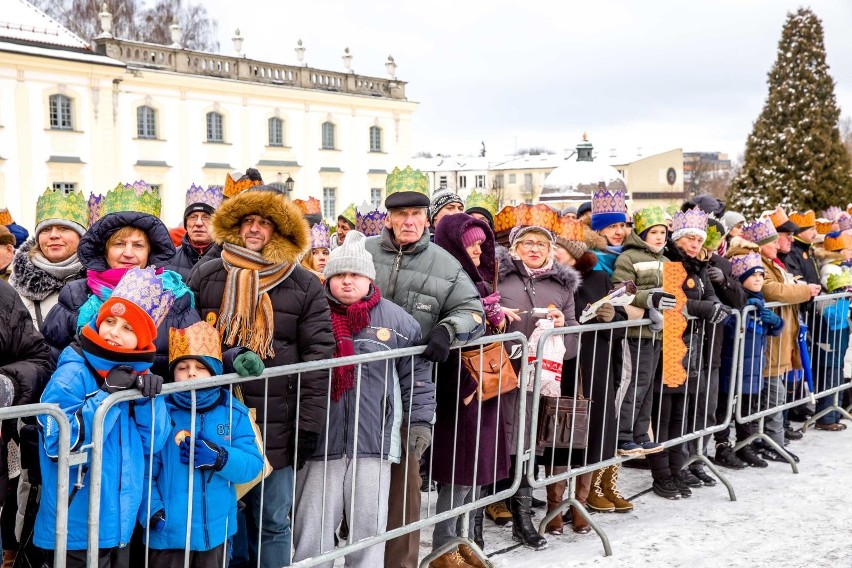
xmin=342 ymin=47 xmax=353 ymax=72
xmin=385 ymin=55 xmax=397 ymax=79
xmin=232 ymin=29 xmax=244 ymax=57
xmin=295 ymin=39 xmax=306 ymax=65
xmin=284 ymin=174 xmax=295 ymax=193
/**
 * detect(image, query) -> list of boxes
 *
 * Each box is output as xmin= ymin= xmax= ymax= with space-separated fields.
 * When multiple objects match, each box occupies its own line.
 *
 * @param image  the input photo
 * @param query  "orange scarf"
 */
xmin=219 ymin=243 xmax=295 ymax=358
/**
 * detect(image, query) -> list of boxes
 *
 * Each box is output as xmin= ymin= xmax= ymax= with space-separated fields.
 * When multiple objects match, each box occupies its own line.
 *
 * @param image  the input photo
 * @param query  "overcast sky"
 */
xmin=208 ymin=0 xmax=852 ymax=162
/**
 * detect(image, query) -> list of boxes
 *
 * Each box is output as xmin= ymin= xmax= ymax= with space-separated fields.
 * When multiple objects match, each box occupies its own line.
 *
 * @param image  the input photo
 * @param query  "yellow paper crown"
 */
xmin=0 ymin=209 xmax=13 ymax=225
xmin=36 ymin=188 xmax=88 ymax=233
xmin=101 ymin=183 xmax=161 ymax=218
xmin=465 ymin=190 xmax=499 ymax=217
xmin=385 ymin=166 xmax=429 ymax=197
xmin=169 ymin=321 xmax=223 ymax=365
xmin=556 ymin=216 xmax=584 ymax=242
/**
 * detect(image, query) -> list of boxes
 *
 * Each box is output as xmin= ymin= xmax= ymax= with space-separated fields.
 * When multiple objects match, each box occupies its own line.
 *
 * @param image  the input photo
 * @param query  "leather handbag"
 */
xmin=460 ymin=341 xmax=519 ymax=402
xmin=536 ymin=381 xmax=591 ymax=450
xmin=233 ymin=385 xmax=274 ymax=499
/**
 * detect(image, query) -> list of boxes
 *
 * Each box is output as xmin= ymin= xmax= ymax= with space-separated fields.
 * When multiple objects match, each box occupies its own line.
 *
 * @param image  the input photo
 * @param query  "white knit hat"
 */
xmin=323 ymin=230 xmax=376 ymax=281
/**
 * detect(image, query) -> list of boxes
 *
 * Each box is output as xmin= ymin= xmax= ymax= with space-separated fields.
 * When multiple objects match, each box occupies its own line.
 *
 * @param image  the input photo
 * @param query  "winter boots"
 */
xmin=572 ymin=472 xmax=593 ymax=534
xmin=510 ymin=488 xmax=548 ymax=550
xmin=429 ymin=549 xmax=477 ymax=568
xmin=652 ymin=475 xmax=681 ymax=500
xmin=713 ymin=442 xmax=747 ymax=469
xmin=585 ymin=469 xmax=615 ymax=512
xmin=600 ymin=464 xmax=633 ymax=512
xmin=544 ymin=466 xmax=568 ymax=535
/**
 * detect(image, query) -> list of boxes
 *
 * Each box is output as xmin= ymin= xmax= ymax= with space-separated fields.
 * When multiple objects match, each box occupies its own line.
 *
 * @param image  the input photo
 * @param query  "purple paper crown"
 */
xmin=125 ymin=180 xmax=155 ymax=196
xmin=356 ymin=209 xmax=387 ymax=237
xmin=672 ymin=206 xmax=708 ymax=234
xmin=591 ymin=187 xmax=627 ymax=215
xmin=837 ymin=213 xmax=852 ymax=232
xmin=111 ymin=267 xmax=175 ymax=328
xmin=742 ymin=218 xmax=778 ymax=245
xmin=731 ymin=252 xmax=764 ymax=279
xmin=822 ymin=206 xmax=842 ymax=221
xmin=88 ymin=193 xmax=103 ymax=226
xmin=310 ymin=221 xmax=331 ymax=249
xmin=185 ymin=184 xmax=224 ymax=210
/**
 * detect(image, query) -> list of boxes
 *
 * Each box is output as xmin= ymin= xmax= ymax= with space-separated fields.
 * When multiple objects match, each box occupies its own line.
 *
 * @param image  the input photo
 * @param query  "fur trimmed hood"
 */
xmin=10 ymin=237 xmax=86 ymax=301
xmin=725 ymin=236 xmax=760 ymax=259
xmin=571 ymin=250 xmax=600 ymax=276
xmin=211 ymin=187 xmax=310 ymax=264
xmin=581 ymin=217 xmax=610 ymax=252
xmin=496 ymin=245 xmax=581 ymax=294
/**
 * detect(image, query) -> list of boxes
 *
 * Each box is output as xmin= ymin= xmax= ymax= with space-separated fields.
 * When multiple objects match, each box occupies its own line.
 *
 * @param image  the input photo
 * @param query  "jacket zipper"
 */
xmin=200 ymin=414 xmax=210 ymax=550
xmin=388 ymin=246 xmax=404 ymax=298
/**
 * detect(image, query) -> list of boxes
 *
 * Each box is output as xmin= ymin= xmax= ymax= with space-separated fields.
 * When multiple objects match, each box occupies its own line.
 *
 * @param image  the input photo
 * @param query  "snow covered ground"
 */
xmin=416 ymin=423 xmax=852 ymax=568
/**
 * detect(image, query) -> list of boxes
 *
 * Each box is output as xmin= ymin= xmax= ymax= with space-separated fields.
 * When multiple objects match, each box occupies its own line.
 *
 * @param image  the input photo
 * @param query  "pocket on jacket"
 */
xmin=407 ymin=291 xmax=439 ymax=329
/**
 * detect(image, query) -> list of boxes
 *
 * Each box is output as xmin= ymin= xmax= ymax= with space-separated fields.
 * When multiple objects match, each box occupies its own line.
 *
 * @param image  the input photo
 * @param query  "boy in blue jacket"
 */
xmin=719 ymin=252 xmax=783 ymax=468
xmin=139 ymin=321 xmax=264 ymax=567
xmin=36 ymin=267 xmax=172 ymax=568
xmin=811 ymin=271 xmax=851 ymax=431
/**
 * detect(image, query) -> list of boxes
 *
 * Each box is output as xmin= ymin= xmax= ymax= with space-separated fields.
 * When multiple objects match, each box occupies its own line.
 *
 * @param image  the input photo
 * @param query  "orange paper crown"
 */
xmin=169 ymin=321 xmax=223 ymax=365
xmin=556 ymin=216 xmax=584 ymax=242
xmin=0 ymin=209 xmax=13 ymax=225
xmin=763 ymin=206 xmax=789 ymax=229
xmin=815 ymin=218 xmax=834 ymax=235
xmin=224 ymin=170 xmax=263 ymax=198
xmin=789 ymin=210 xmax=815 ymax=229
xmin=823 ymin=233 xmax=852 ymax=252
xmin=293 ymin=197 xmax=322 ymax=216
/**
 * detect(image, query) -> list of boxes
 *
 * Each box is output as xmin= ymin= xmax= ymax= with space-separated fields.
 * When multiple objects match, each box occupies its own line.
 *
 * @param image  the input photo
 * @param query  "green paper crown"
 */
xmin=665 ymin=203 xmax=680 ymax=217
xmin=101 ymin=183 xmax=161 ymax=218
xmin=385 ymin=166 xmax=429 ymax=197
xmin=703 ymin=224 xmax=724 ymax=250
xmin=465 ymin=190 xmax=498 ymax=217
xmin=827 ymin=270 xmax=852 ymax=292
xmin=36 ymin=187 xmax=88 ymax=232
xmin=633 ymin=206 xmax=667 ymax=236
xmin=338 ymin=203 xmax=357 ymax=225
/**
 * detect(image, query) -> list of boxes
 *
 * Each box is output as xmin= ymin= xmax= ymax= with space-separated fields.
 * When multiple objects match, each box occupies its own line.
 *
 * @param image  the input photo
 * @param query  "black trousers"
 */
xmin=147 ymin=544 xmax=226 ymax=568
xmin=647 ymin=392 xmax=687 ymax=480
xmin=44 ymin=547 xmax=129 ymax=568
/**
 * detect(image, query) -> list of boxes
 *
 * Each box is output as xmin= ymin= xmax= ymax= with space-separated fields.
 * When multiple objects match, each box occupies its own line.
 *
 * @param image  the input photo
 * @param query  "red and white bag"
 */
xmin=526 ymin=318 xmax=566 ymax=397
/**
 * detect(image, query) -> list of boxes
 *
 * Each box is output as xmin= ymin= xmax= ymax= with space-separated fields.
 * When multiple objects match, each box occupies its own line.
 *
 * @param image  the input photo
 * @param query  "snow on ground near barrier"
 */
xmin=415 ymin=423 xmax=851 ymax=568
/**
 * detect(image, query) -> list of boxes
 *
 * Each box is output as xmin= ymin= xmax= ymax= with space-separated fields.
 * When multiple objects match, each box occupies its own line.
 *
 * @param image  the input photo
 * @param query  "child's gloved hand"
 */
xmin=136 ymin=374 xmax=163 ymax=399
xmin=759 ymin=308 xmax=782 ymax=328
xmin=149 ymin=509 xmax=166 ymax=532
xmin=179 ymin=432 xmax=228 ymax=471
xmin=746 ymin=297 xmax=765 ymax=311
xmin=234 ymin=351 xmax=265 ymax=377
xmin=101 ymin=366 xmax=137 ymax=394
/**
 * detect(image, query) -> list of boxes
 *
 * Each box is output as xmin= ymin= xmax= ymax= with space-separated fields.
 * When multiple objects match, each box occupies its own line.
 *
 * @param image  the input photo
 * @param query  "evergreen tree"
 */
xmin=728 ymin=8 xmax=852 ymax=218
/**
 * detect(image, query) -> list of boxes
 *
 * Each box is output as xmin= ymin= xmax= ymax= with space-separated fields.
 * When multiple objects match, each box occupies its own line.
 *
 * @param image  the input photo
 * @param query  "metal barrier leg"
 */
xmin=732 ymin=417 xmax=798 ymax=474
xmin=419 ymin=536 xmax=493 ymax=568
xmin=571 ymin=498 xmax=612 ymax=557
xmin=685 ymin=454 xmax=736 ymax=502
xmin=534 ymin=475 xmax=612 ymax=557
xmin=801 ymin=392 xmax=852 ymax=431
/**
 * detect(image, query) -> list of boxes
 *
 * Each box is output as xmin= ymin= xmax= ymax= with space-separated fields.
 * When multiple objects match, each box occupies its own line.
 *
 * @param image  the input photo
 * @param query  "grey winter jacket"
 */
xmin=365 ymin=229 xmax=484 ymax=345
xmin=310 ymin=296 xmax=433 ymax=463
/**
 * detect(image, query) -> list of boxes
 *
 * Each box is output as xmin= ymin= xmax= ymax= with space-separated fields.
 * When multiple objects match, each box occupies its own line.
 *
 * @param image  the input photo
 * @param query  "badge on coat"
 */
xmin=472 ymin=312 xmax=483 ymax=324
xmin=686 ymin=278 xmax=696 ymax=289
xmin=206 ymin=312 xmax=217 ymax=326
xmin=376 ymin=328 xmax=391 ymax=342
xmin=803 ymin=252 xmax=809 ymax=259
xmin=175 ymin=429 xmax=191 ymax=445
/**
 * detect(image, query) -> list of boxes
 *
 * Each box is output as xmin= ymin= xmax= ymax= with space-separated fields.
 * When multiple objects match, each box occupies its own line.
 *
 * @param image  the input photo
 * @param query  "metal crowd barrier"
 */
xmin=525 ymin=313 xmax=741 ymax=557
xmin=83 ymin=332 xmax=528 ymax=568
xmin=0 ymin=403 xmax=73 ymax=567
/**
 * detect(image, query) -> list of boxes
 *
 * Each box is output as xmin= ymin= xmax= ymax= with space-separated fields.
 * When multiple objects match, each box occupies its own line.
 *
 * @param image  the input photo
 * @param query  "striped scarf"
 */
xmin=219 ymin=242 xmax=295 ymax=358
xmin=79 ymin=321 xmax=155 ymax=379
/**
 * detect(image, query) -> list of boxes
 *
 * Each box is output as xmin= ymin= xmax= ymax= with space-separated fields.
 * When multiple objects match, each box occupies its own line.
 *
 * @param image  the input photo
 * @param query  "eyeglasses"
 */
xmin=187 ymin=213 xmax=211 ymax=225
xmin=518 ymin=240 xmax=550 ymax=250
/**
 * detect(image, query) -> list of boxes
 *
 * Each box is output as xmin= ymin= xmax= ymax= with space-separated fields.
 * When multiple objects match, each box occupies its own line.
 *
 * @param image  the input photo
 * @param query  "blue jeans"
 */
xmin=246 ymin=466 xmax=295 ymax=568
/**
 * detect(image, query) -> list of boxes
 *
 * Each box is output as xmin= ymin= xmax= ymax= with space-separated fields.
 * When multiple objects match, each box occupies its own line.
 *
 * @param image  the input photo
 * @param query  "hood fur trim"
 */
xmin=496 ymin=245 xmax=581 ymax=294
xmin=725 ymin=236 xmax=760 ymax=259
xmin=10 ymin=238 xmax=85 ymax=301
xmin=572 ymin=251 xmax=599 ymax=275
xmin=211 ymin=190 xmax=310 ymax=264
xmin=581 ymin=217 xmax=610 ymax=251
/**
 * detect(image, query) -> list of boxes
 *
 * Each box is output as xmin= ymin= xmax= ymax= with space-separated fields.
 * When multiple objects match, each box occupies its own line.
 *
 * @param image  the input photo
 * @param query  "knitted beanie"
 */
xmin=720 ymin=211 xmax=746 ymax=236
xmin=555 ymin=237 xmax=587 ymax=260
xmin=429 ymin=189 xmax=464 ymax=224
xmin=324 ymin=230 xmax=376 ymax=281
xmin=96 ymin=298 xmax=157 ymax=351
xmin=461 ymin=224 xmax=487 ymax=248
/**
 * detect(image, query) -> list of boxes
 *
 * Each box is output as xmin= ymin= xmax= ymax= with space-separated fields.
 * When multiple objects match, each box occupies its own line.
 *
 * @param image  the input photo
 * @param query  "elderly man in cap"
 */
xmin=189 ymin=184 xmax=335 ymax=568
xmin=365 ymin=166 xmax=484 ymax=568
xmin=166 ymin=184 xmax=224 ymax=280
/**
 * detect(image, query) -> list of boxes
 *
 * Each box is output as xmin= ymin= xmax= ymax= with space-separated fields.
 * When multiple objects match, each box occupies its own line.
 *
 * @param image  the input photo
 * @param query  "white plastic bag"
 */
xmin=526 ymin=318 xmax=566 ymax=397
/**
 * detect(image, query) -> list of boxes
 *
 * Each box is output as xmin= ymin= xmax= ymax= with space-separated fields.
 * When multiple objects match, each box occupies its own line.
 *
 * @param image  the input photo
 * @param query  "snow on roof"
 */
xmin=0 ymin=40 xmax=125 ymax=66
xmin=410 ymin=155 xmax=491 ymax=173
xmin=0 ymin=0 xmax=90 ymax=50
xmin=489 ymin=153 xmax=564 ymax=171
xmin=606 ymin=147 xmax=681 ymax=166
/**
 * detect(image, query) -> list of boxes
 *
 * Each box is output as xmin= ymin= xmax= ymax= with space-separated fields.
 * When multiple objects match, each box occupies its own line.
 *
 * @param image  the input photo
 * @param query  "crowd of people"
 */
xmin=0 ymin=164 xmax=848 ymax=568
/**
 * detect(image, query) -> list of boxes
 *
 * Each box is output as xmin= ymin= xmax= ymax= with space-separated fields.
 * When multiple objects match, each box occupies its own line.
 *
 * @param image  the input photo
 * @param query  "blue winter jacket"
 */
xmin=813 ymin=296 xmax=850 ymax=371
xmin=139 ymin=388 xmax=263 ymax=551
xmin=719 ymin=297 xmax=783 ymax=394
xmin=34 ymin=346 xmax=170 ymax=550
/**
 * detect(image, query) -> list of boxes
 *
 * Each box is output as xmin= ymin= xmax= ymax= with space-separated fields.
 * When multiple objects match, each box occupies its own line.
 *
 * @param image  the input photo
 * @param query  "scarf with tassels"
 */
xmin=219 ymin=242 xmax=296 ymax=358
xmin=328 ymin=286 xmax=382 ymax=401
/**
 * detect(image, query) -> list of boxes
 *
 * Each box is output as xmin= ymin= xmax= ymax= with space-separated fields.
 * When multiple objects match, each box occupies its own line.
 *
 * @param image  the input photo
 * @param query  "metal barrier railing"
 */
xmin=525 ymin=312 xmax=741 ymax=556
xmin=82 ymin=332 xmax=528 ymax=568
xmin=0 ymin=403 xmax=73 ymax=567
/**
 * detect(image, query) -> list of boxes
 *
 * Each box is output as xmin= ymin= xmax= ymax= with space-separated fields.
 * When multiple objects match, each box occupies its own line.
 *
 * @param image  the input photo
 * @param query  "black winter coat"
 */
xmin=165 ymin=234 xmax=210 ymax=281
xmin=706 ymin=252 xmax=747 ymax=370
xmin=781 ymin=239 xmax=821 ymax=286
xmin=40 ymin=212 xmax=199 ymax=377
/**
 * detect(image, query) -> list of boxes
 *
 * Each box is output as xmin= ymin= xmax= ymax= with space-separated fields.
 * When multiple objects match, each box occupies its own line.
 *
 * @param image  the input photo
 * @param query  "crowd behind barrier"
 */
xmin=12 ymin=301 xmax=851 ymax=567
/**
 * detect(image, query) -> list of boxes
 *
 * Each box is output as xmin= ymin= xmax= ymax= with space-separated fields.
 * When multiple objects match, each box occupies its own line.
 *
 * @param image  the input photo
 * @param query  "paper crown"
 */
xmin=672 ymin=206 xmax=707 ymax=235
xmin=35 ymin=188 xmax=88 ymax=233
xmin=100 ymin=182 xmax=161 ymax=218
xmin=633 ymin=207 xmax=667 ymax=236
xmin=338 ymin=203 xmax=357 ymax=225
xmin=555 ymin=216 xmax=584 ymax=242
xmin=224 ymin=169 xmax=263 ymax=198
xmin=822 ymin=206 xmax=842 ymax=221
xmin=823 ymin=232 xmax=852 ymax=252
xmin=789 ymin=210 xmax=815 ymax=229
xmin=310 ymin=221 xmax=331 ymax=249
xmin=665 ymin=203 xmax=680 ymax=217
xmin=385 ymin=166 xmax=429 ymax=197
xmin=742 ymin=218 xmax=778 ymax=245
xmin=815 ymin=218 xmax=834 ymax=235
xmin=111 ymin=267 xmax=174 ymax=328
xmin=762 ymin=206 xmax=789 ymax=229
xmin=0 ymin=209 xmax=13 ymax=225
xmin=591 ymin=187 xmax=627 ymax=215
xmin=88 ymin=194 xmax=103 ymax=226
xmin=704 ymin=223 xmax=724 ymax=250
xmin=730 ymin=252 xmax=764 ymax=279
xmin=294 ymin=196 xmax=322 ymax=216
xmin=185 ymin=183 xmax=224 ymax=210
xmin=355 ymin=209 xmax=387 ymax=236
xmin=492 ymin=204 xmax=559 ymax=234
xmin=827 ymin=270 xmax=852 ymax=292
xmin=465 ymin=190 xmax=499 ymax=217
xmin=837 ymin=214 xmax=852 ymax=232
xmin=169 ymin=321 xmax=222 ymax=366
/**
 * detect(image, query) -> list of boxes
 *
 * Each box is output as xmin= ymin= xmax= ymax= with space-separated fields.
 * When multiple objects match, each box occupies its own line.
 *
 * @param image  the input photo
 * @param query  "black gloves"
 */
xmin=137 ymin=374 xmax=164 ymax=399
xmin=646 ymin=291 xmax=677 ymax=311
xmin=706 ymin=266 xmax=725 ymax=286
xmin=688 ymin=300 xmax=731 ymax=324
xmin=101 ymin=366 xmax=137 ymax=394
xmin=296 ymin=431 xmax=319 ymax=470
xmin=421 ymin=326 xmax=452 ymax=363
xmin=710 ymin=304 xmax=732 ymax=324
